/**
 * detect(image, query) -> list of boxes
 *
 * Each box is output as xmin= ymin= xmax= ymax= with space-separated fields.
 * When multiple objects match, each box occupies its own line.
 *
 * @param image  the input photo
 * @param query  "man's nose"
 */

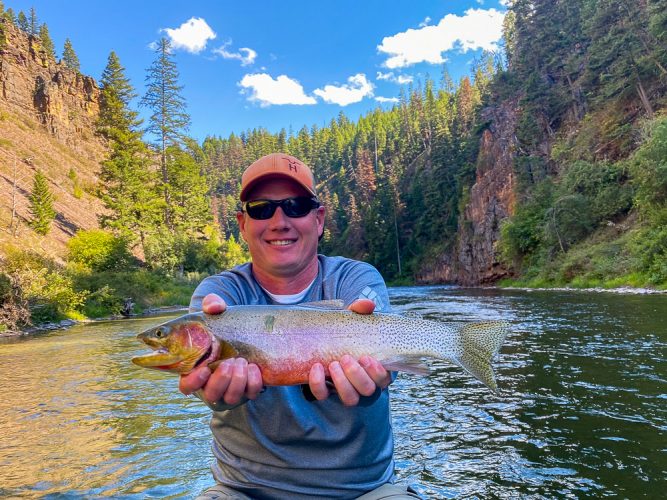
xmin=268 ymin=206 xmax=290 ymax=227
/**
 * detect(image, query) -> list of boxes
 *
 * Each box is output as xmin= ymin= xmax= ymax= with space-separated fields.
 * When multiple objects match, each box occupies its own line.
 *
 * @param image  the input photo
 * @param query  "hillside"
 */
xmin=1 ymin=2 xmax=665 ymax=293
xmin=0 ymin=19 xmax=107 ymax=260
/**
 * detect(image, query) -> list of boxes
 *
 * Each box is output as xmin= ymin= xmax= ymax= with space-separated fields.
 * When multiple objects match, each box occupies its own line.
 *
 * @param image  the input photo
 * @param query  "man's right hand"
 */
xmin=178 ymin=293 xmax=264 ymax=406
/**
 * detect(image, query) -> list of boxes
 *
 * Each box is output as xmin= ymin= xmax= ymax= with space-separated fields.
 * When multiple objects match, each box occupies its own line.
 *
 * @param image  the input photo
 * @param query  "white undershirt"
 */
xmin=261 ymin=278 xmax=316 ymax=304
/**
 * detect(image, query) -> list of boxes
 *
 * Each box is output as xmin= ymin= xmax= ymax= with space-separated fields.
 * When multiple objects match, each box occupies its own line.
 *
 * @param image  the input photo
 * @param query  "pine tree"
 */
xmin=344 ymin=194 xmax=365 ymax=258
xmin=166 ymin=144 xmax=211 ymax=234
xmin=97 ymin=51 xmax=160 ymax=255
xmin=0 ymin=3 xmax=6 ymax=49
xmin=140 ymin=37 xmax=191 ymax=229
xmin=354 ymin=147 xmax=376 ymax=205
xmin=28 ymin=6 xmax=37 ymax=36
xmin=38 ymin=24 xmax=55 ymax=60
xmin=16 ymin=10 xmax=28 ymax=32
xmin=62 ymin=38 xmax=80 ymax=72
xmin=98 ymin=51 xmax=140 ymax=138
xmin=4 ymin=8 xmax=17 ymax=25
xmin=29 ymin=170 xmax=56 ymax=235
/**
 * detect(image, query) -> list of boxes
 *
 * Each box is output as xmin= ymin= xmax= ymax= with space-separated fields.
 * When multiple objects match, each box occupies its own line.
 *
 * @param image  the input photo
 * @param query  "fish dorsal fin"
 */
xmin=298 ymin=299 xmax=346 ymax=310
xmin=379 ymin=355 xmax=431 ymax=376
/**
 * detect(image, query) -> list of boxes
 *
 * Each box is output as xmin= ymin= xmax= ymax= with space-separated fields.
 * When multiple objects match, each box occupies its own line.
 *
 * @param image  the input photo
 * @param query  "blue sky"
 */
xmin=8 ymin=1 xmax=508 ymax=141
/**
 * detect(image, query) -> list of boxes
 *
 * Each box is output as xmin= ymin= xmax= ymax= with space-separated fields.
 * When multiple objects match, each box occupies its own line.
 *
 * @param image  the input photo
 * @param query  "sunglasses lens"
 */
xmin=244 ymin=197 xmax=319 ymax=220
xmin=245 ymin=200 xmax=276 ymax=220
xmin=283 ymin=197 xmax=315 ymax=217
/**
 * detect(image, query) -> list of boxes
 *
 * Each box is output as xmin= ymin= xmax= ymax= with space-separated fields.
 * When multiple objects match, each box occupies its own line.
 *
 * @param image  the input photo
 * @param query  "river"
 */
xmin=0 ymin=287 xmax=665 ymax=498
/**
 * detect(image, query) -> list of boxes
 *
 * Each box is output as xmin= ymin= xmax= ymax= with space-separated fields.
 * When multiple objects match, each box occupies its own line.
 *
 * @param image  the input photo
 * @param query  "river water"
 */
xmin=0 ymin=287 xmax=665 ymax=498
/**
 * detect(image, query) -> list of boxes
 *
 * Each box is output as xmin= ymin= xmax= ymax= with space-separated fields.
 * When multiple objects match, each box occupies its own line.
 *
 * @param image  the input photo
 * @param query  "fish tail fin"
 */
xmin=453 ymin=321 xmax=509 ymax=393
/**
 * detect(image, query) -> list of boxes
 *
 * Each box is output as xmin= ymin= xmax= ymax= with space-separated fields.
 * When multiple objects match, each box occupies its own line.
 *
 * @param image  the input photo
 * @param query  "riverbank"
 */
xmin=5 ymin=282 xmax=665 ymax=340
xmin=499 ymin=285 xmax=667 ymax=295
xmin=0 ymin=305 xmax=188 ymax=339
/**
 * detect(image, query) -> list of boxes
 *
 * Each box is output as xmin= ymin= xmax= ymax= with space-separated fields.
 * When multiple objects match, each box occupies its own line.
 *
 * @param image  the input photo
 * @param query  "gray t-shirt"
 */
xmin=190 ymin=255 xmax=394 ymax=499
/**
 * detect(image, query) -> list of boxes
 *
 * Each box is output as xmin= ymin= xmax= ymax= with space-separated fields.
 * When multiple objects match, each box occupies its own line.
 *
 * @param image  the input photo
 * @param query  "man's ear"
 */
xmin=316 ymin=206 xmax=326 ymax=238
xmin=236 ymin=211 xmax=247 ymax=241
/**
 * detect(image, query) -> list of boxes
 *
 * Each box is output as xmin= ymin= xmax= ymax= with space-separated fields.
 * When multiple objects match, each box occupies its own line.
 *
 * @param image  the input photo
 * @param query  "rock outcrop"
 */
xmin=0 ymin=20 xmax=107 ymax=259
xmin=417 ymin=99 xmax=519 ymax=285
xmin=0 ymin=20 xmax=101 ymax=151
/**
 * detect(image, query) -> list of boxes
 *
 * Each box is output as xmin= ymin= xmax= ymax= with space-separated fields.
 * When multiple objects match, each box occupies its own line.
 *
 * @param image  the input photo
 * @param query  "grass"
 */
xmin=499 ymin=222 xmax=666 ymax=290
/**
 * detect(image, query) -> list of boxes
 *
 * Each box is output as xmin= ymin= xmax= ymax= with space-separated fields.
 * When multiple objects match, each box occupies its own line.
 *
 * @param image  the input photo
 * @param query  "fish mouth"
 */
xmin=131 ymin=348 xmax=184 ymax=369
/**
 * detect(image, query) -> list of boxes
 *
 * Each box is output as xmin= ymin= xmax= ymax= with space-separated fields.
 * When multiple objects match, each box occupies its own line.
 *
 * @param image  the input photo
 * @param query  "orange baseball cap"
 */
xmin=240 ymin=153 xmax=317 ymax=201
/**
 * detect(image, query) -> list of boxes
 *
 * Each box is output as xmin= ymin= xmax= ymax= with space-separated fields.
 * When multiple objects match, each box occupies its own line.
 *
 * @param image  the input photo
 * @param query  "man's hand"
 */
xmin=179 ymin=293 xmax=264 ymax=406
xmin=308 ymin=299 xmax=392 ymax=406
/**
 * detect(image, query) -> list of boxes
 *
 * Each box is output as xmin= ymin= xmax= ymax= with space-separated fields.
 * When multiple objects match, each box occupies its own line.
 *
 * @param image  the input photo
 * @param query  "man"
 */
xmin=180 ymin=153 xmax=419 ymax=499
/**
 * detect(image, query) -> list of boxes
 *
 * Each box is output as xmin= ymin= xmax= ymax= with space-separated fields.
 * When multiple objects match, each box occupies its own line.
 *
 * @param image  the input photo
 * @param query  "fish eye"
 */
xmin=155 ymin=327 xmax=166 ymax=338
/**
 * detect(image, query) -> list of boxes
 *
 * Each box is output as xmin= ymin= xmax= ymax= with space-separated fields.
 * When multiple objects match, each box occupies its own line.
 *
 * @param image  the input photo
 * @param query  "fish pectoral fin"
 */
xmin=131 ymin=352 xmax=183 ymax=368
xmin=219 ymin=341 xmax=239 ymax=359
xmin=298 ymin=299 xmax=346 ymax=310
xmin=207 ymin=342 xmax=239 ymax=372
xmin=379 ymin=355 xmax=431 ymax=376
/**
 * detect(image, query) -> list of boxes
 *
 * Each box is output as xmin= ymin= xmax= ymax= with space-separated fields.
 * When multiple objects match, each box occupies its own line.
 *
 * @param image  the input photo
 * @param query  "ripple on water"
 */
xmin=2 ymin=289 xmax=666 ymax=498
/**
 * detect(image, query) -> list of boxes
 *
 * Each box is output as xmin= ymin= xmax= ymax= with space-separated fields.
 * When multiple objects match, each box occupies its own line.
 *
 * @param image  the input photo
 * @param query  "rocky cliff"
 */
xmin=0 ymin=19 xmax=107 ymax=259
xmin=417 ymin=99 xmax=519 ymax=285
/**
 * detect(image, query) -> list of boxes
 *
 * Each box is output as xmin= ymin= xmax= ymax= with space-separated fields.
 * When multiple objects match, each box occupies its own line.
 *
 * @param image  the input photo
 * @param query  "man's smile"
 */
xmin=268 ymin=239 xmax=296 ymax=246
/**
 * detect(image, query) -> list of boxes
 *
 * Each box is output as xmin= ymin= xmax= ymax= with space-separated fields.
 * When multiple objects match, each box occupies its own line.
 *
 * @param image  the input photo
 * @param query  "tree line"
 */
xmin=0 ymin=3 xmax=80 ymax=71
xmin=2 ymin=0 xmax=666 ymax=333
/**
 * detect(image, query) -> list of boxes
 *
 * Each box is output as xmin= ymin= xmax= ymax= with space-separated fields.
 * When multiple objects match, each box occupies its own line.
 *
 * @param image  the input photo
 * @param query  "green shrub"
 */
xmin=629 ymin=117 xmax=667 ymax=220
xmin=499 ymin=180 xmax=554 ymax=265
xmin=2 ymin=249 xmax=87 ymax=323
xmin=629 ymin=225 xmax=667 ymax=285
xmin=558 ymin=160 xmax=633 ymax=223
xmin=67 ymin=229 xmax=134 ymax=272
xmin=71 ymin=269 xmax=195 ymax=317
xmin=73 ymin=180 xmax=83 ymax=199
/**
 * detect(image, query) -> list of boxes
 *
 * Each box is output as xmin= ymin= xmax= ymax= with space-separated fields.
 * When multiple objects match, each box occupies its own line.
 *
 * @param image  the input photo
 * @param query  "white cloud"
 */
xmin=163 ymin=17 xmax=216 ymax=54
xmin=213 ymin=41 xmax=257 ymax=66
xmin=239 ymin=73 xmax=316 ymax=107
xmin=419 ymin=17 xmax=432 ymax=28
xmin=375 ymin=96 xmax=399 ymax=103
xmin=376 ymin=71 xmax=413 ymax=85
xmin=378 ymin=8 xmax=505 ymax=69
xmin=313 ymin=73 xmax=374 ymax=106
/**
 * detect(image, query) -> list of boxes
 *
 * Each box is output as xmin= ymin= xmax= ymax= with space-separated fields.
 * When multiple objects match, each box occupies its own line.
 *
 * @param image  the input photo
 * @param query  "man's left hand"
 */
xmin=307 ymin=299 xmax=392 ymax=406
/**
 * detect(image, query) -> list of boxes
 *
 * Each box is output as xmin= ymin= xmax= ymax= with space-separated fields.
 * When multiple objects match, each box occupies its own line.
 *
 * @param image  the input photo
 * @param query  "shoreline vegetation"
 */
xmin=0 ymin=305 xmax=188 ymax=339
xmin=2 ymin=280 xmax=664 ymax=339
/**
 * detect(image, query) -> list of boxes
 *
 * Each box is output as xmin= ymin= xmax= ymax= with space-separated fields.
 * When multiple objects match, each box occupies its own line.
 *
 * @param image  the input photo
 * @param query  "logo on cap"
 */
xmin=285 ymin=157 xmax=300 ymax=173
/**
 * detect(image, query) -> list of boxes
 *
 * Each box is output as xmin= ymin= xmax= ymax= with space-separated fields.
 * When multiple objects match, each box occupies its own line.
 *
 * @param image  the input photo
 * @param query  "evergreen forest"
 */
xmin=1 ymin=0 xmax=666 ymax=331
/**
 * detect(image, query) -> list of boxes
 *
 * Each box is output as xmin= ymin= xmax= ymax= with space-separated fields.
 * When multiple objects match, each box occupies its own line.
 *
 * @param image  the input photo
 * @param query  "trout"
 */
xmin=131 ymin=300 xmax=509 ymax=392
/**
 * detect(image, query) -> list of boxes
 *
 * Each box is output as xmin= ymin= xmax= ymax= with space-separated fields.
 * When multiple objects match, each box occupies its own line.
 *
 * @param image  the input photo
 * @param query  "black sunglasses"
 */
xmin=242 ymin=196 xmax=320 ymax=220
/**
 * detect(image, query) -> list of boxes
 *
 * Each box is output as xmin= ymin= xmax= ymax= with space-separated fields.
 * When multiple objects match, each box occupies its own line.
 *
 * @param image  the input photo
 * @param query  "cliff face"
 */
xmin=417 ymin=99 xmax=519 ymax=285
xmin=0 ymin=20 xmax=107 ymax=259
xmin=0 ymin=20 xmax=101 ymax=149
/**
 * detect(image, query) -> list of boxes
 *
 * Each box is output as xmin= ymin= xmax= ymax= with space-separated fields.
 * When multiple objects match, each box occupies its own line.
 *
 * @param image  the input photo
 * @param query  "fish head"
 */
xmin=131 ymin=313 xmax=215 ymax=374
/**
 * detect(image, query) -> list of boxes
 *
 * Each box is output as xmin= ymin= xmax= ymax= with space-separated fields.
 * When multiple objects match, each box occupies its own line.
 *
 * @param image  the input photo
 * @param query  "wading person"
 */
xmin=180 ymin=153 xmax=420 ymax=499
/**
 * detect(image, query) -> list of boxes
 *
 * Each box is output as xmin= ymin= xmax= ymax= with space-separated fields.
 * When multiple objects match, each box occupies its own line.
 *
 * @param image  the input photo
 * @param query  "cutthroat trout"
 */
xmin=132 ymin=300 xmax=509 ymax=392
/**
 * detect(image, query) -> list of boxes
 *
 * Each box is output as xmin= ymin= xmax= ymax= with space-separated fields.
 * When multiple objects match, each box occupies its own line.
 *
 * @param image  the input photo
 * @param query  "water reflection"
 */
xmin=0 ymin=289 xmax=665 ymax=498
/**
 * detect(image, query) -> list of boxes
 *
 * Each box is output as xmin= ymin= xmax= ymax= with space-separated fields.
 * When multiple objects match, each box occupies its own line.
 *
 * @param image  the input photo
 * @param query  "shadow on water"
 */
xmin=0 ymin=288 xmax=665 ymax=498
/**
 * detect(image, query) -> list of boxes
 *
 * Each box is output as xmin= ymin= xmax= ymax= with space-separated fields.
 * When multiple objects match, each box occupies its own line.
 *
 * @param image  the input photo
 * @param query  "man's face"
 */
xmin=237 ymin=178 xmax=325 ymax=281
